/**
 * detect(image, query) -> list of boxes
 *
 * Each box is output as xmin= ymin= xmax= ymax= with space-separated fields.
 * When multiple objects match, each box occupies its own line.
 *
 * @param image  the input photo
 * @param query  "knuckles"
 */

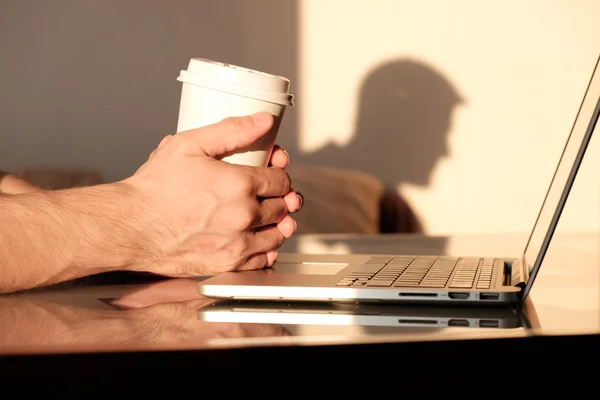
xmin=222 ymin=170 xmax=256 ymax=199
xmin=221 ymin=234 xmax=253 ymax=265
xmin=219 ymin=201 xmax=259 ymax=232
xmin=231 ymin=206 xmax=257 ymax=231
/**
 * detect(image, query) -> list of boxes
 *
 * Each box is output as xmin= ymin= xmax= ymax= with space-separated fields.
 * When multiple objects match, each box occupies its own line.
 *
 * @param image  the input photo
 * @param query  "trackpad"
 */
xmin=271 ymin=262 xmax=348 ymax=275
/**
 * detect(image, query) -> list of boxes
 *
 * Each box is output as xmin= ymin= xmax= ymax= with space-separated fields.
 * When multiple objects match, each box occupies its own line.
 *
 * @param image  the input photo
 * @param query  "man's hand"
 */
xmin=0 ymin=112 xmax=302 ymax=293
xmin=123 ymin=112 xmax=302 ymax=277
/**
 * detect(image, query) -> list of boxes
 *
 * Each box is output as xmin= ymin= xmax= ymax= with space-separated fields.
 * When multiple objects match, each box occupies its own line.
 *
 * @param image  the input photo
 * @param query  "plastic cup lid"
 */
xmin=177 ymin=58 xmax=294 ymax=106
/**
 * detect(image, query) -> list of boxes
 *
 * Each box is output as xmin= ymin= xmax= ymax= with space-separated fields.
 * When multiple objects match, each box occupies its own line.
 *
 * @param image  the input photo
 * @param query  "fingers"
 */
xmin=283 ymin=190 xmax=303 ymax=214
xmin=269 ymin=145 xmax=290 ymax=168
xmin=253 ymin=197 xmax=288 ymax=228
xmin=234 ymin=241 xmax=281 ymax=272
xmin=266 ymin=250 xmax=279 ymax=266
xmin=276 ymin=215 xmax=297 ymax=238
xmin=178 ymin=112 xmax=274 ymax=158
xmin=251 ymin=191 xmax=303 ymax=229
xmin=237 ymin=252 xmax=270 ymax=271
xmin=238 ymin=217 xmax=296 ymax=271
xmin=251 ymin=167 xmax=291 ymax=197
xmin=248 ymin=222 xmax=293 ymax=253
xmin=226 ymin=213 xmax=299 ymax=273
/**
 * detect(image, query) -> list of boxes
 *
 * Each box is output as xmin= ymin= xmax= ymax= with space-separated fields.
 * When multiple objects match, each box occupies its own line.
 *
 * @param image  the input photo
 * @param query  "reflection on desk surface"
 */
xmin=0 ymin=278 xmax=533 ymax=354
xmin=198 ymin=299 xmax=530 ymax=331
xmin=1 ymin=232 xmax=596 ymax=355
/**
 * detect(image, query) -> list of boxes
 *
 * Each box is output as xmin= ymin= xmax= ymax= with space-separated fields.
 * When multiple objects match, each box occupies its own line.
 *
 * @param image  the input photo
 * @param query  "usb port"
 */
xmin=448 ymin=292 xmax=469 ymax=299
xmin=480 ymin=293 xmax=499 ymax=300
xmin=479 ymin=319 xmax=499 ymax=328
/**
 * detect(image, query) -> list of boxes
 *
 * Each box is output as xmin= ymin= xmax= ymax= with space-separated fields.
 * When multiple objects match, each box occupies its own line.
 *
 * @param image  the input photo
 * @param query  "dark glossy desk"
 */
xmin=1 ymin=233 xmax=598 ymax=388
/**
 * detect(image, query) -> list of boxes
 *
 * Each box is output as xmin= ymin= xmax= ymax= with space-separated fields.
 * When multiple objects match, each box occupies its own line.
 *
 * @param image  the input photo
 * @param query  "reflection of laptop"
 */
xmin=198 ymin=55 xmax=600 ymax=306
xmin=198 ymin=300 xmax=531 ymax=329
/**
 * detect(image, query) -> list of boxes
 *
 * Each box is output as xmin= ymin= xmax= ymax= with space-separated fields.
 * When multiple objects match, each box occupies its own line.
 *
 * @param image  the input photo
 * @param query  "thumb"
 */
xmin=179 ymin=112 xmax=274 ymax=158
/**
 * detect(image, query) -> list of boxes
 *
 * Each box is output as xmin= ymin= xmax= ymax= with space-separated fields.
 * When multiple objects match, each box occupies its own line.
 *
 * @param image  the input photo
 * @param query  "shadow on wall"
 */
xmin=293 ymin=58 xmax=463 ymax=233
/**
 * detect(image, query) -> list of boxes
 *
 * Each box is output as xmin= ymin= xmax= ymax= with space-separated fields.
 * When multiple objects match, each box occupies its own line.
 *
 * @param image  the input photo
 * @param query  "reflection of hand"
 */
xmin=125 ymin=113 xmax=303 ymax=277
xmin=0 ymin=279 xmax=287 ymax=348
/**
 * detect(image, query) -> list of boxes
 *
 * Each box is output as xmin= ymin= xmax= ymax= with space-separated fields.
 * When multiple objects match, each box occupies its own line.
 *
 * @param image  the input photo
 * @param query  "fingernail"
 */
xmin=252 ymin=112 xmax=272 ymax=127
xmin=295 ymin=190 xmax=304 ymax=209
xmin=293 ymin=218 xmax=298 ymax=232
xmin=282 ymin=148 xmax=290 ymax=163
xmin=267 ymin=250 xmax=278 ymax=267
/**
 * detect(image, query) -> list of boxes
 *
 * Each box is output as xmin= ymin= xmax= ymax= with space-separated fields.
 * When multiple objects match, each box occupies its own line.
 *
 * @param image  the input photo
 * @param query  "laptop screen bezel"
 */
xmin=520 ymin=55 xmax=600 ymax=300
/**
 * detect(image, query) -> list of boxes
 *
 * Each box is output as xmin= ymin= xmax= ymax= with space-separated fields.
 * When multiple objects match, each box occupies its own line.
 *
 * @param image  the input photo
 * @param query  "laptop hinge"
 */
xmin=509 ymin=258 xmax=527 ymax=289
xmin=521 ymin=255 xmax=530 ymax=283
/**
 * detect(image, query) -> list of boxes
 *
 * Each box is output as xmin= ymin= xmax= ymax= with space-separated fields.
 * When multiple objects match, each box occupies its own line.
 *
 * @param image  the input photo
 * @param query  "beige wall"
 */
xmin=295 ymin=0 xmax=600 ymax=235
xmin=1 ymin=0 xmax=598 ymax=236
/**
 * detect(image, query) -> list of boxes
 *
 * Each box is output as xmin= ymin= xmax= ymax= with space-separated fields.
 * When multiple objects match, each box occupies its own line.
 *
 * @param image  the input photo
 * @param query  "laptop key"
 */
xmin=356 ymin=264 xmax=386 ymax=274
xmin=419 ymin=283 xmax=446 ymax=288
xmin=450 ymin=282 xmax=473 ymax=288
xmin=364 ymin=256 xmax=393 ymax=264
xmin=366 ymin=280 xmax=394 ymax=287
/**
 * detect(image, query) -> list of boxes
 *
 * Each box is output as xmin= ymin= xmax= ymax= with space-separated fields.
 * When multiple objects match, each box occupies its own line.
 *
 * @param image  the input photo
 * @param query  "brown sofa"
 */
xmin=287 ymin=163 xmax=423 ymax=234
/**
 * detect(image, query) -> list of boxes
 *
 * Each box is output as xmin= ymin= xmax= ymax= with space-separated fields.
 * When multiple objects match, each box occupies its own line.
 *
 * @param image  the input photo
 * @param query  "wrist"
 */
xmin=0 ymin=181 xmax=152 ymax=293
xmin=51 ymin=181 xmax=147 ymax=275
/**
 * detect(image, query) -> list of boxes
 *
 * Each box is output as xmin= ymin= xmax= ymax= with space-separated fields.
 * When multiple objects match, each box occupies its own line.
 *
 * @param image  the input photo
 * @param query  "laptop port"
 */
xmin=448 ymin=292 xmax=469 ymax=299
xmin=398 ymin=319 xmax=437 ymax=325
xmin=398 ymin=292 xmax=438 ymax=297
xmin=480 ymin=293 xmax=499 ymax=300
xmin=479 ymin=319 xmax=499 ymax=328
xmin=448 ymin=319 xmax=469 ymax=327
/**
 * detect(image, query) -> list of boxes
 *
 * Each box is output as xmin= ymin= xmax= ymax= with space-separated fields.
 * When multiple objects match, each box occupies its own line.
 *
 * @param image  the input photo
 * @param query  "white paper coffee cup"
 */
xmin=175 ymin=58 xmax=294 ymax=166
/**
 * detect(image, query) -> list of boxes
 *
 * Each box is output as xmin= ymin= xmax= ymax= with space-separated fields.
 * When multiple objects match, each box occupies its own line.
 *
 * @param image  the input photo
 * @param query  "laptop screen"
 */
xmin=521 ymin=55 xmax=600 ymax=299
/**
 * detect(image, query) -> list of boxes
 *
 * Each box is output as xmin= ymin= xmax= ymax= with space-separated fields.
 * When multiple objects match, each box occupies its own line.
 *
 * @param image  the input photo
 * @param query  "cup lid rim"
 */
xmin=177 ymin=68 xmax=294 ymax=107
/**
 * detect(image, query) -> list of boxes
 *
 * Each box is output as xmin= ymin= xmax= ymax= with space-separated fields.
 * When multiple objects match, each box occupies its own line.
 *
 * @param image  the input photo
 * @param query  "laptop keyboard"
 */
xmin=336 ymin=256 xmax=496 ymax=289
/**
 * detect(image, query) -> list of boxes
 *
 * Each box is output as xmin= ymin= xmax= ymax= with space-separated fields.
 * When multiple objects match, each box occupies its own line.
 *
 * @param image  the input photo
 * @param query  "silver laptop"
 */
xmin=198 ymin=54 xmax=600 ymax=306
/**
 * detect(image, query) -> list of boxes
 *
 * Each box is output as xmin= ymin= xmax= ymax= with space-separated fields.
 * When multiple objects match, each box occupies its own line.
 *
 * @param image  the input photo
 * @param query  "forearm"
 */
xmin=0 ymin=299 xmax=138 ymax=347
xmin=0 ymin=183 xmax=144 ymax=293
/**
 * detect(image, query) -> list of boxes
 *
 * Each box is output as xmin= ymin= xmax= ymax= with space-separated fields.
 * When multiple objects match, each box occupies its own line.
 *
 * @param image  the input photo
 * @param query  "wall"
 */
xmin=0 ymin=0 xmax=298 ymax=183
xmin=1 ymin=0 xmax=598 ymax=236
xmin=293 ymin=0 xmax=600 ymax=235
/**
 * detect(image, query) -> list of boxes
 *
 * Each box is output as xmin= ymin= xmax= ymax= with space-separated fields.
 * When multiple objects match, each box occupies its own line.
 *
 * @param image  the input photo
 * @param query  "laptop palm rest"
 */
xmin=199 ymin=262 xmax=350 ymax=290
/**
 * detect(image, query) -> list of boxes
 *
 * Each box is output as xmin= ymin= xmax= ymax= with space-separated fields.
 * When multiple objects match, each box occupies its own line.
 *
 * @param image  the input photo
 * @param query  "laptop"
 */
xmin=198 ymin=54 xmax=600 ymax=306
xmin=198 ymin=300 xmax=531 ymax=329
